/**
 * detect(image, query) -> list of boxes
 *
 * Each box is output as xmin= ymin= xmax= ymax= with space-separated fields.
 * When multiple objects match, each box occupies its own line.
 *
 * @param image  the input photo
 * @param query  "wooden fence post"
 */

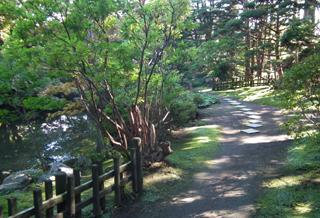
xmin=95 ymin=160 xmax=106 ymax=210
xmin=130 ymin=147 xmax=137 ymax=193
xmin=67 ymin=175 xmax=75 ymax=217
xmin=0 ymin=205 xmax=3 ymax=218
xmin=7 ymin=197 xmax=17 ymax=216
xmin=212 ymin=78 xmax=216 ymax=91
xmin=114 ymin=154 xmax=121 ymax=206
xmin=92 ymin=164 xmax=100 ymax=217
xmin=73 ymin=168 xmax=81 ymax=218
xmin=55 ymin=172 xmax=66 ymax=213
xmin=33 ymin=188 xmax=43 ymax=218
xmin=45 ymin=180 xmax=53 ymax=218
xmin=133 ymin=137 xmax=143 ymax=193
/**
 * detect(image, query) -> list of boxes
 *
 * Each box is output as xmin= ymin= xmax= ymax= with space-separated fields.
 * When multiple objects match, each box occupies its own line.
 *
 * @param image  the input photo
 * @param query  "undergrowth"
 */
xmin=255 ymin=135 xmax=320 ymax=217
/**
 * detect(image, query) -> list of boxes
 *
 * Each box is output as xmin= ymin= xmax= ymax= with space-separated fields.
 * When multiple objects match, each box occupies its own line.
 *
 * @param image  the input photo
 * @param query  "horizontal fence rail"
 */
xmin=0 ymin=137 xmax=143 ymax=218
xmin=212 ymin=76 xmax=274 ymax=91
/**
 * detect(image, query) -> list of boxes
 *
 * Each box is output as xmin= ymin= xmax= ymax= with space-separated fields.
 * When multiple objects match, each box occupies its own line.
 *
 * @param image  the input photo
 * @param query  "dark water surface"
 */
xmin=0 ymin=114 xmax=100 ymax=182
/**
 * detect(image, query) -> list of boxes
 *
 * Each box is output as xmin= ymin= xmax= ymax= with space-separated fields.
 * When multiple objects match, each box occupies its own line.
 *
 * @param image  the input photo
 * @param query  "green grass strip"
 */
xmin=209 ymin=86 xmax=283 ymax=107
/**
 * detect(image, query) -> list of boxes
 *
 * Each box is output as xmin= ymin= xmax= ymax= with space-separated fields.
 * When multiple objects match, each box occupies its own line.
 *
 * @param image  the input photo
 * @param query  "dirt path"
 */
xmin=114 ymin=95 xmax=293 ymax=218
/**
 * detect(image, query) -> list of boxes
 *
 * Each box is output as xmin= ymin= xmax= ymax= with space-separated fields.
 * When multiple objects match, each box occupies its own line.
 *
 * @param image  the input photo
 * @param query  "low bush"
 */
xmin=191 ymin=78 xmax=205 ymax=87
xmin=170 ymin=93 xmax=198 ymax=127
xmin=169 ymin=92 xmax=220 ymax=128
xmin=193 ymin=93 xmax=220 ymax=108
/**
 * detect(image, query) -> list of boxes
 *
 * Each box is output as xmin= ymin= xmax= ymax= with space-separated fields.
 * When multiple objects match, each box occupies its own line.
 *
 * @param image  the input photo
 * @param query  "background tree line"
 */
xmin=177 ymin=0 xmax=319 ymax=83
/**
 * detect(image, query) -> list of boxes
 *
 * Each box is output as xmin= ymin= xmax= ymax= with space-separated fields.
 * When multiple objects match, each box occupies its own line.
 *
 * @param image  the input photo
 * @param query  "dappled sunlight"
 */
xmin=296 ymin=203 xmax=312 ymax=214
xmin=178 ymin=196 xmax=202 ymax=203
xmin=184 ymin=125 xmax=220 ymax=131
xmin=240 ymin=133 xmax=290 ymax=144
xmin=198 ymin=89 xmax=212 ymax=93
xmin=195 ymin=136 xmax=210 ymax=143
xmin=204 ymin=155 xmax=231 ymax=166
xmin=268 ymin=175 xmax=303 ymax=188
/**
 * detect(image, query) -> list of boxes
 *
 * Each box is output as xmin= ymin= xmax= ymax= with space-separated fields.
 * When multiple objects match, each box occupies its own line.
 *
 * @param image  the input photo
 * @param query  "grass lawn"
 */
xmin=255 ymin=136 xmax=320 ymax=217
xmin=197 ymin=86 xmax=284 ymax=107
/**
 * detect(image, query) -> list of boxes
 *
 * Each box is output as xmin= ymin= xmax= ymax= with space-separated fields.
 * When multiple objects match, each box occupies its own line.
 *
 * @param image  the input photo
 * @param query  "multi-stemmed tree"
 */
xmin=0 ymin=0 xmax=190 ymax=163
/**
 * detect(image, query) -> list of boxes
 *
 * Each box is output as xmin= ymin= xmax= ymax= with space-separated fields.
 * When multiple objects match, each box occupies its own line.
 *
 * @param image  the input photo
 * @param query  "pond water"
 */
xmin=0 ymin=114 xmax=100 ymax=183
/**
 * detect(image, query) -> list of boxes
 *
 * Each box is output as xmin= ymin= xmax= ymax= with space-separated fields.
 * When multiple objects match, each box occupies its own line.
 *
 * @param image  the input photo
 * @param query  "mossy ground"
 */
xmin=255 ymin=137 xmax=320 ymax=217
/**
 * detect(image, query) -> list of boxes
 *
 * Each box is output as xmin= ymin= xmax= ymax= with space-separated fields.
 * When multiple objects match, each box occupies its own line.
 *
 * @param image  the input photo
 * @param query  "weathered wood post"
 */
xmin=66 ymin=175 xmax=75 ymax=217
xmin=55 ymin=172 xmax=67 ymax=213
xmin=133 ymin=137 xmax=143 ymax=193
xmin=95 ymin=160 xmax=106 ymax=210
xmin=7 ymin=197 xmax=17 ymax=216
xmin=73 ymin=168 xmax=81 ymax=218
xmin=114 ymin=154 xmax=121 ymax=206
xmin=33 ymin=188 xmax=43 ymax=218
xmin=92 ymin=164 xmax=100 ymax=217
xmin=212 ymin=78 xmax=216 ymax=91
xmin=130 ymin=147 xmax=137 ymax=192
xmin=0 ymin=205 xmax=3 ymax=218
xmin=45 ymin=180 xmax=53 ymax=218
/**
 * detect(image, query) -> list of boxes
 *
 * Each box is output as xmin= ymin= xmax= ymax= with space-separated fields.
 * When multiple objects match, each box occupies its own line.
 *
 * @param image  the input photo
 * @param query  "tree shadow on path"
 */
xmin=114 ymin=95 xmax=293 ymax=218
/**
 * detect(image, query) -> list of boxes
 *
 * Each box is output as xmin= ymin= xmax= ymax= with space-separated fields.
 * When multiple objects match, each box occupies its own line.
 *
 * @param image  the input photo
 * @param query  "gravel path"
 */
xmin=114 ymin=95 xmax=293 ymax=218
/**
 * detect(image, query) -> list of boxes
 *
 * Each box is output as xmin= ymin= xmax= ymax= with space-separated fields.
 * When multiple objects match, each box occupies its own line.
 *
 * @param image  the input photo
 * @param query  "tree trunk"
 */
xmin=275 ymin=14 xmax=282 ymax=77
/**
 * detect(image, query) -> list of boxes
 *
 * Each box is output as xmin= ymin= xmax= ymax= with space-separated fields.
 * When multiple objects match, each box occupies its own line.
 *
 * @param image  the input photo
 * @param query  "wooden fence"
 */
xmin=212 ymin=77 xmax=270 ymax=91
xmin=0 ymin=137 xmax=143 ymax=218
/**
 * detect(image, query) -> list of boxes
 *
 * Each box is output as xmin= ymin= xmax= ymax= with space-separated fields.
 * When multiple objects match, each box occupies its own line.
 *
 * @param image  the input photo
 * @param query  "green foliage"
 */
xmin=260 ymin=42 xmax=273 ymax=49
xmin=249 ymin=65 xmax=262 ymax=70
xmin=170 ymin=93 xmax=198 ymax=127
xmin=24 ymin=96 xmax=67 ymax=111
xmin=243 ymin=2 xmax=256 ymax=8
xmin=279 ymin=53 xmax=320 ymax=139
xmin=244 ymin=49 xmax=259 ymax=57
xmin=281 ymin=18 xmax=316 ymax=48
xmin=240 ymin=9 xmax=268 ymax=19
xmin=191 ymin=78 xmax=205 ymax=87
xmin=193 ymin=93 xmax=220 ymax=108
xmin=0 ymin=0 xmax=191 ymax=157
xmin=169 ymin=92 xmax=220 ymax=127
xmin=73 ymin=144 xmax=107 ymax=163
xmin=224 ymin=19 xmax=243 ymax=30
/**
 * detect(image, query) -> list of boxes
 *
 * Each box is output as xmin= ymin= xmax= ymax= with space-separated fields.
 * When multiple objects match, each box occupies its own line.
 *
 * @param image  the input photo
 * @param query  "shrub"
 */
xmin=193 ymin=93 xmax=220 ymax=108
xmin=170 ymin=93 xmax=198 ymax=127
xmin=191 ymin=78 xmax=205 ymax=87
xmin=169 ymin=92 xmax=220 ymax=128
xmin=279 ymin=53 xmax=320 ymax=139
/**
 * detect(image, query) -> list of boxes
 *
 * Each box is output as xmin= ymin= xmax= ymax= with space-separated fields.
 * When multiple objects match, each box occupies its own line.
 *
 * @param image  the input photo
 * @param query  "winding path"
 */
xmin=116 ymin=95 xmax=293 ymax=218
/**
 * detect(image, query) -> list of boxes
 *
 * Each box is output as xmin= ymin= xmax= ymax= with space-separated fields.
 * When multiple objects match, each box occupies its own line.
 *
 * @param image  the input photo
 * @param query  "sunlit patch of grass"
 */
xmin=255 ymin=136 xmax=320 ymax=217
xmin=167 ymin=125 xmax=221 ymax=172
xmin=130 ymin=124 xmax=221 ymax=212
xmin=206 ymin=86 xmax=284 ymax=107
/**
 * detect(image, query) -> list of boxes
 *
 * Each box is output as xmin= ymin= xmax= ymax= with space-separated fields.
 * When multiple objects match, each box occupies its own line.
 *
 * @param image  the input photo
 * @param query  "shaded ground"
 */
xmin=114 ymin=95 xmax=292 ymax=218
